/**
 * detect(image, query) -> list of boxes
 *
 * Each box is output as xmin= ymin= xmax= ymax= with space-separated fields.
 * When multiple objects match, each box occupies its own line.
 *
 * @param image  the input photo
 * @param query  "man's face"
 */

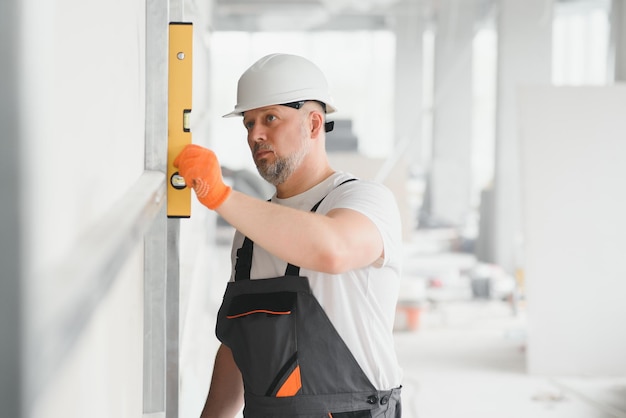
xmin=243 ymin=105 xmax=311 ymax=185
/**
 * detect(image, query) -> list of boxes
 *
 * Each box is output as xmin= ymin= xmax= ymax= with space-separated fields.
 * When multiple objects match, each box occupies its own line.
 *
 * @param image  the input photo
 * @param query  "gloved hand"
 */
xmin=173 ymin=144 xmax=232 ymax=210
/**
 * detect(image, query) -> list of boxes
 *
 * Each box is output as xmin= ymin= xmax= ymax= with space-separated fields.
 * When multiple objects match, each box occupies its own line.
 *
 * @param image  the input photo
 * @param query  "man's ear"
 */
xmin=309 ymin=110 xmax=324 ymax=139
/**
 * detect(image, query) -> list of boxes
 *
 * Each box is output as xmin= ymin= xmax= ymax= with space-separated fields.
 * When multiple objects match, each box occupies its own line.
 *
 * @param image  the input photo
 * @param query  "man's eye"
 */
xmin=244 ymin=121 xmax=254 ymax=130
xmin=266 ymin=114 xmax=277 ymax=123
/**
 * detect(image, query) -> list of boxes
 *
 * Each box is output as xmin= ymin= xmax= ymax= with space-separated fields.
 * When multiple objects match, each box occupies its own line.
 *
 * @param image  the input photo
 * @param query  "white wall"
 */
xmin=13 ymin=0 xmax=225 ymax=415
xmin=18 ymin=0 xmax=148 ymax=415
xmin=518 ymin=85 xmax=626 ymax=376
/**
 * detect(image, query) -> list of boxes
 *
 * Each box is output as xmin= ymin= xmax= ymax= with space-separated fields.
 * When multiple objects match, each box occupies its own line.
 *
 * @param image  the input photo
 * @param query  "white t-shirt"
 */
xmin=229 ymin=171 xmax=403 ymax=390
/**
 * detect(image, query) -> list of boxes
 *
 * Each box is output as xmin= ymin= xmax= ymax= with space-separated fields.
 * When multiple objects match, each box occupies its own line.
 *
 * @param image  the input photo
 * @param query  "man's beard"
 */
xmin=254 ymin=137 xmax=309 ymax=186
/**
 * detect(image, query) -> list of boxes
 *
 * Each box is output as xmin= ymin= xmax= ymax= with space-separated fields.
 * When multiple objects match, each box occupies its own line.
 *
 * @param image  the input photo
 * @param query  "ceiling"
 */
xmin=210 ymin=0 xmax=598 ymax=33
xmin=211 ymin=0 xmax=407 ymax=31
xmin=210 ymin=0 xmax=510 ymax=32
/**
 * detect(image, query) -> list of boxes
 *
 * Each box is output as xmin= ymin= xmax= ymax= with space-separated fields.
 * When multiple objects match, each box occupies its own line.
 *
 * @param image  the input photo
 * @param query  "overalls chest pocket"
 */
xmin=217 ymin=279 xmax=304 ymax=398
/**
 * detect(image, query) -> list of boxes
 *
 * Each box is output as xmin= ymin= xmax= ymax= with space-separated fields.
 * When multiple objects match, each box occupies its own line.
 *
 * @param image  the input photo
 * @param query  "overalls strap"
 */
xmin=234 ymin=237 xmax=254 ymax=281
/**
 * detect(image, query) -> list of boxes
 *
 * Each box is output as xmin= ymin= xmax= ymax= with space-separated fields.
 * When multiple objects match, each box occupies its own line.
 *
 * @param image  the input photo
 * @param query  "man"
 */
xmin=174 ymin=53 xmax=403 ymax=417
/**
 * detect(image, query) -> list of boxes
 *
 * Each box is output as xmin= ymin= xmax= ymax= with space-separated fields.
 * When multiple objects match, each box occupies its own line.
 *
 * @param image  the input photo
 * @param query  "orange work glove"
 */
xmin=173 ymin=144 xmax=232 ymax=210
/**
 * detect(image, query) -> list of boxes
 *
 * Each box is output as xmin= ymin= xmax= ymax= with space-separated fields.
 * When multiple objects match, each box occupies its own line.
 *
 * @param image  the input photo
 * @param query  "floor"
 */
xmin=394 ymin=230 xmax=626 ymax=418
xmin=395 ymin=299 xmax=626 ymax=418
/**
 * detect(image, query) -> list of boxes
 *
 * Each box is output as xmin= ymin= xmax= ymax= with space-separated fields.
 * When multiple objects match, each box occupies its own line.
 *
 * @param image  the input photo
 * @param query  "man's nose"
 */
xmin=248 ymin=124 xmax=266 ymax=143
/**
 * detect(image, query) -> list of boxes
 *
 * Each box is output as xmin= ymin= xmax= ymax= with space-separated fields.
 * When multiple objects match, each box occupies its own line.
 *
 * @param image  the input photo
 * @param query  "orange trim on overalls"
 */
xmin=226 ymin=310 xmax=292 ymax=319
xmin=276 ymin=365 xmax=302 ymax=397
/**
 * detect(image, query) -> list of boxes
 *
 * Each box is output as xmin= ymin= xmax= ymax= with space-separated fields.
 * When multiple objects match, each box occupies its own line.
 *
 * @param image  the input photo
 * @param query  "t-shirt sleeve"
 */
xmin=320 ymin=180 xmax=403 ymax=268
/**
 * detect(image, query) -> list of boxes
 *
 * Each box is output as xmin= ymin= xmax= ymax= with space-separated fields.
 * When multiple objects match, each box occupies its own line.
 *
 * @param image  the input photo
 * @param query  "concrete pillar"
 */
xmin=393 ymin=0 xmax=424 ymax=159
xmin=429 ymin=0 xmax=475 ymax=227
xmin=610 ymin=0 xmax=626 ymax=81
xmin=491 ymin=0 xmax=552 ymax=272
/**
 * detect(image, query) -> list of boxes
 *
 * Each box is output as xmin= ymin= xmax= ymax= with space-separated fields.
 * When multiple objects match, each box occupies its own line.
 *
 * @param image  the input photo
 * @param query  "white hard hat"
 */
xmin=223 ymin=53 xmax=337 ymax=118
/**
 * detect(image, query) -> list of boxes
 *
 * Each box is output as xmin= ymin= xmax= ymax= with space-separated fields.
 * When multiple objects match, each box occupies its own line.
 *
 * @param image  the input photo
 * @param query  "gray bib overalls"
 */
xmin=215 ymin=181 xmax=402 ymax=417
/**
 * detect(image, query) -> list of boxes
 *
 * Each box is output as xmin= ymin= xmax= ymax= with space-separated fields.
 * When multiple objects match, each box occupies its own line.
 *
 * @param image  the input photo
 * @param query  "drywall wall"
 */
xmin=519 ymin=85 xmax=626 ymax=376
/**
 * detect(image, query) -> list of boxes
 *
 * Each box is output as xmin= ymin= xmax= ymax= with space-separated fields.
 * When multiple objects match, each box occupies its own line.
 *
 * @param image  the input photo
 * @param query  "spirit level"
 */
xmin=167 ymin=22 xmax=193 ymax=218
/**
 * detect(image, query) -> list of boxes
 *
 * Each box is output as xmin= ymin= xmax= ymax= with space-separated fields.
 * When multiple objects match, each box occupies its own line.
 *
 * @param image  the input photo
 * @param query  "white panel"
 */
xmin=32 ymin=247 xmax=145 ymax=418
xmin=519 ymin=85 xmax=626 ymax=376
xmin=20 ymin=0 xmax=146 ymax=276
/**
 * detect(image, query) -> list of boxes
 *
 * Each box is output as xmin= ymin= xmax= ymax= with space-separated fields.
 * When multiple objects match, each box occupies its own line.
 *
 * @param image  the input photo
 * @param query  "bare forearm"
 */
xmin=216 ymin=190 xmax=382 ymax=273
xmin=217 ymin=191 xmax=324 ymax=266
xmin=200 ymin=344 xmax=244 ymax=418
